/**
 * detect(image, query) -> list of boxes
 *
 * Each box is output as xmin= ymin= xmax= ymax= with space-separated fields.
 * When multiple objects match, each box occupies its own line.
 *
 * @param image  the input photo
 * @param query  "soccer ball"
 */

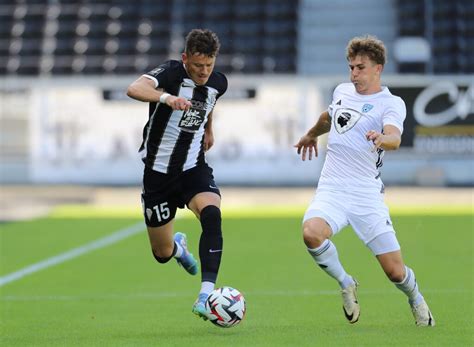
xmin=205 ymin=286 xmax=246 ymax=328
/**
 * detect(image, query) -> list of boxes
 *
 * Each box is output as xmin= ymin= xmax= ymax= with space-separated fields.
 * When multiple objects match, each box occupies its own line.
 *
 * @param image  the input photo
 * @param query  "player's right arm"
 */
xmin=126 ymin=76 xmax=191 ymax=111
xmin=294 ymin=111 xmax=331 ymax=161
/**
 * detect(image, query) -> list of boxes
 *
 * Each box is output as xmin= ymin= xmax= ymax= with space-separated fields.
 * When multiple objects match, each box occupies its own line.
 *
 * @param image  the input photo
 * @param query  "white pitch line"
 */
xmin=0 ymin=221 xmax=145 ymax=287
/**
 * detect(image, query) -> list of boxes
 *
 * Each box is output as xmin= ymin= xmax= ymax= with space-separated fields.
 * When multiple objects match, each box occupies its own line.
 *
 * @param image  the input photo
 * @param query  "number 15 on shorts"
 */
xmin=144 ymin=201 xmax=171 ymax=224
xmin=153 ymin=202 xmax=170 ymax=223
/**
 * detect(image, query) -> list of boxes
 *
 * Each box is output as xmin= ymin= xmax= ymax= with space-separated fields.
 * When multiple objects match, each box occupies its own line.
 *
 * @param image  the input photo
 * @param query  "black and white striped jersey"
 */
xmin=140 ymin=60 xmax=227 ymax=174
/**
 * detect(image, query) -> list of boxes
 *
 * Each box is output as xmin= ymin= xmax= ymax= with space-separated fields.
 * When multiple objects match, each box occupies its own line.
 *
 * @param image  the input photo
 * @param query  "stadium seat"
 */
xmin=396 ymin=0 xmax=471 ymax=73
xmin=0 ymin=0 xmax=294 ymax=75
xmin=17 ymin=56 xmax=40 ymax=75
xmin=19 ymin=38 xmax=42 ymax=55
xmin=234 ymin=2 xmax=263 ymax=19
xmin=0 ymin=38 xmax=9 ymax=55
xmin=114 ymin=55 xmax=137 ymax=74
xmin=0 ymin=17 xmax=13 ymax=39
xmin=204 ymin=1 xmax=233 ymax=19
xmin=51 ymin=56 xmax=73 ymax=74
xmin=54 ymin=37 xmax=75 ymax=55
xmin=232 ymin=37 xmax=261 ymax=54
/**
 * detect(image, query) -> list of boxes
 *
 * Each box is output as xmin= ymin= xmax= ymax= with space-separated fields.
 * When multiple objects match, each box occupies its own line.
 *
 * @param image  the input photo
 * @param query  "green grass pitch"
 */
xmin=0 ymin=205 xmax=472 ymax=346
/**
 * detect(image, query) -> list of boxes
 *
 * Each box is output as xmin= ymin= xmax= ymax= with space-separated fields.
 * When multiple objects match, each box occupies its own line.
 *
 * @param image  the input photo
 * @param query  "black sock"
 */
xmin=152 ymin=243 xmax=177 ymax=264
xmin=199 ymin=205 xmax=223 ymax=283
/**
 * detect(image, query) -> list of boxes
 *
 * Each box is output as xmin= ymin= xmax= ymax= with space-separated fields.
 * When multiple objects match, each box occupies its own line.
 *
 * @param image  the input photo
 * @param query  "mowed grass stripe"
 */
xmin=2 ymin=287 xmax=469 ymax=302
xmin=49 ymin=203 xmax=472 ymax=219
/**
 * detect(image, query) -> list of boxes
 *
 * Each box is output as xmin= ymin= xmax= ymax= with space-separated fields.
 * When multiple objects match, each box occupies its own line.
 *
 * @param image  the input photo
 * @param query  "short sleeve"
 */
xmin=383 ymin=97 xmax=406 ymax=134
xmin=142 ymin=62 xmax=170 ymax=89
xmin=328 ymin=84 xmax=344 ymax=118
xmin=216 ymin=73 xmax=228 ymax=99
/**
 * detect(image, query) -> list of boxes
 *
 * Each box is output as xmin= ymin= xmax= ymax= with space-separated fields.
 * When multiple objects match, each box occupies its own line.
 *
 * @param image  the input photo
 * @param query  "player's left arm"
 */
xmin=366 ymin=124 xmax=402 ymax=151
xmin=204 ymin=110 xmax=215 ymax=151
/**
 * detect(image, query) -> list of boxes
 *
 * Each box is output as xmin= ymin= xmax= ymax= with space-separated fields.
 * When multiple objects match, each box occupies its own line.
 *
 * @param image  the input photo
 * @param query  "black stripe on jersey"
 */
xmin=375 ymin=148 xmax=384 ymax=169
xmin=167 ymin=85 xmax=209 ymax=172
xmin=196 ymin=135 xmax=206 ymax=166
xmin=167 ymin=131 xmax=195 ymax=173
xmin=143 ymin=103 xmax=173 ymax=168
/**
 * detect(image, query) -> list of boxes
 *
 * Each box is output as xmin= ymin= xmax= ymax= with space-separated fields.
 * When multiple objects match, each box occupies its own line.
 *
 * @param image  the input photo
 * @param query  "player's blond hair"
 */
xmin=346 ymin=35 xmax=386 ymax=65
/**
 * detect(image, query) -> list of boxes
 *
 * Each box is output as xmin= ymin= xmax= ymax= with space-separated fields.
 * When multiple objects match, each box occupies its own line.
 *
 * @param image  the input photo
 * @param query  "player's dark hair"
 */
xmin=346 ymin=35 xmax=386 ymax=66
xmin=185 ymin=29 xmax=220 ymax=57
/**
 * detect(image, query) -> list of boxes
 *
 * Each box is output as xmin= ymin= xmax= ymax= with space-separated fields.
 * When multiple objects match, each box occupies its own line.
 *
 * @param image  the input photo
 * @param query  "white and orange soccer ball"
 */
xmin=205 ymin=286 xmax=246 ymax=328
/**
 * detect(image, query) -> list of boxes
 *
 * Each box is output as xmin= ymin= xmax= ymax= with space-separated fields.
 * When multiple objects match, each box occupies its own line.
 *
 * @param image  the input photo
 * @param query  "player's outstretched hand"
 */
xmin=294 ymin=135 xmax=318 ymax=161
xmin=165 ymin=95 xmax=192 ymax=111
xmin=366 ymin=130 xmax=383 ymax=152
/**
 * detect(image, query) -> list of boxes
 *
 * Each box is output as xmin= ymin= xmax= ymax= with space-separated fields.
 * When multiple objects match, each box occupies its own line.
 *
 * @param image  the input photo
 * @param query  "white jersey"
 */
xmin=319 ymin=83 xmax=406 ymax=192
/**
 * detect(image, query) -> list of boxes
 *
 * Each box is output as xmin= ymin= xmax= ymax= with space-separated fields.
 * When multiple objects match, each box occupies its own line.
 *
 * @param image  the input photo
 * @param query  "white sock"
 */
xmin=308 ymin=239 xmax=354 ymax=289
xmin=174 ymin=241 xmax=183 ymax=258
xmin=200 ymin=281 xmax=214 ymax=296
xmin=394 ymin=266 xmax=423 ymax=305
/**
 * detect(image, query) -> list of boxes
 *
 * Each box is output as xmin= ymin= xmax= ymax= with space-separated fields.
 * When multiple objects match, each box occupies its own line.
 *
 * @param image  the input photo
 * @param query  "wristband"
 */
xmin=159 ymin=93 xmax=171 ymax=104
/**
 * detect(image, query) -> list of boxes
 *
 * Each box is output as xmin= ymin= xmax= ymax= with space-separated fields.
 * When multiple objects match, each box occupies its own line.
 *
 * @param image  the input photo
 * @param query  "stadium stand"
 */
xmin=0 ymin=0 xmax=471 ymax=75
xmin=0 ymin=0 xmax=298 ymax=75
xmin=396 ymin=0 xmax=474 ymax=73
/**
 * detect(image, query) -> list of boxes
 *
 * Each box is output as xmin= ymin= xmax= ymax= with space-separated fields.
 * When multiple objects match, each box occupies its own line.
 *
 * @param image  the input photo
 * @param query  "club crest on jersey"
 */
xmin=334 ymin=108 xmax=362 ymax=134
xmin=362 ymin=104 xmax=373 ymax=113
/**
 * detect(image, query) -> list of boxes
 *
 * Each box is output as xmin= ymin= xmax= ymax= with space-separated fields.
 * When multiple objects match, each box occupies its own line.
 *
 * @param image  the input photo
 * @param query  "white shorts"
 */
xmin=303 ymin=188 xmax=399 ymax=249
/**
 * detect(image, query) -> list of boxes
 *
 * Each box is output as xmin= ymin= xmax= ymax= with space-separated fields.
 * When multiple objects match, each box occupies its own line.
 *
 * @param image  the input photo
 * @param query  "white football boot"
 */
xmin=341 ymin=279 xmax=360 ymax=323
xmin=410 ymin=299 xmax=435 ymax=326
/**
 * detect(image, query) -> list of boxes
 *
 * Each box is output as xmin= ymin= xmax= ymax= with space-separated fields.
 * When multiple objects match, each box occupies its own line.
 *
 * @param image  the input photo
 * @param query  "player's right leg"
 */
xmin=303 ymin=212 xmax=359 ymax=323
xmin=173 ymin=232 xmax=198 ymax=275
xmin=146 ymin=222 xmax=176 ymax=263
xmin=141 ymin=167 xmax=197 ymax=274
xmin=146 ymin=223 xmax=198 ymax=275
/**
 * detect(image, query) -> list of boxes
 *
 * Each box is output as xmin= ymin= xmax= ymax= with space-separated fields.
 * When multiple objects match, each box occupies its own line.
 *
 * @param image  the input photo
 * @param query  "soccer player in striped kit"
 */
xmin=294 ymin=35 xmax=435 ymax=326
xmin=127 ymin=29 xmax=227 ymax=320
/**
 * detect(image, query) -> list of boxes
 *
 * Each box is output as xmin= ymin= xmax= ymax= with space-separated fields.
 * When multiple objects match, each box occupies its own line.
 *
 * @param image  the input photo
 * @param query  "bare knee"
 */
xmin=384 ymin=265 xmax=406 ymax=282
xmin=147 ymin=223 xmax=174 ymax=261
xmin=377 ymin=251 xmax=406 ymax=282
xmin=303 ymin=218 xmax=331 ymax=248
xmin=152 ymin=244 xmax=175 ymax=259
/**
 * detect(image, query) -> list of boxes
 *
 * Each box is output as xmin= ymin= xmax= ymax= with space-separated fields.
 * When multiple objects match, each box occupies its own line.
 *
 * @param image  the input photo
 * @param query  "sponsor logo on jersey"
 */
xmin=191 ymin=99 xmax=216 ymax=110
xmin=334 ymin=108 xmax=362 ymax=134
xmin=362 ymin=103 xmax=373 ymax=113
xmin=179 ymin=108 xmax=206 ymax=131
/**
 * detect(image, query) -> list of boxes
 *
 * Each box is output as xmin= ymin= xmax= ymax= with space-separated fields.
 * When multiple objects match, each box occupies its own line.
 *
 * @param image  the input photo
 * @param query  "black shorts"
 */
xmin=141 ymin=164 xmax=221 ymax=227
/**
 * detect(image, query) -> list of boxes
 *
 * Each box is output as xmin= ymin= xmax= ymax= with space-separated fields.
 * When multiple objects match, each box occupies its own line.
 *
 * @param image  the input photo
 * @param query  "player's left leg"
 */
xmin=303 ymin=190 xmax=359 ymax=323
xmin=368 ymin=233 xmax=435 ymax=326
xmin=350 ymin=191 xmax=434 ymax=326
xmin=188 ymin=191 xmax=223 ymax=320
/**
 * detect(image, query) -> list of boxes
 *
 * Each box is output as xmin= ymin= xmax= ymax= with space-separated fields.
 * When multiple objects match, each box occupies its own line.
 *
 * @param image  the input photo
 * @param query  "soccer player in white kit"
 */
xmin=294 ymin=35 xmax=435 ymax=326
